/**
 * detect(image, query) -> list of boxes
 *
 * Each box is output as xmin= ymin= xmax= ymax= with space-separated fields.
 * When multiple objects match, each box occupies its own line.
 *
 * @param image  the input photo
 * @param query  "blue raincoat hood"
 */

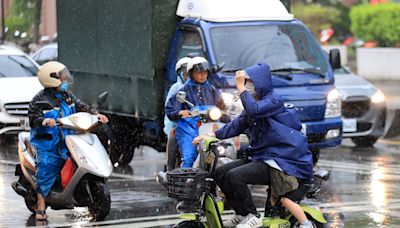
xmin=244 ymin=63 xmax=272 ymax=98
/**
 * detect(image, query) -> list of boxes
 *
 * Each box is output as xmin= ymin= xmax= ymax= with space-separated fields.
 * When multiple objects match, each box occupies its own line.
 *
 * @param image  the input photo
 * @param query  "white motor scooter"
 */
xmin=11 ymin=92 xmax=113 ymax=221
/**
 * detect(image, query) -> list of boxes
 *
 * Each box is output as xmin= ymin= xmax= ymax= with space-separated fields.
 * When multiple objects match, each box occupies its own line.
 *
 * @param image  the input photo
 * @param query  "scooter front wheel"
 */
xmin=87 ymin=181 xmax=111 ymax=221
xmin=173 ymin=221 xmax=204 ymax=228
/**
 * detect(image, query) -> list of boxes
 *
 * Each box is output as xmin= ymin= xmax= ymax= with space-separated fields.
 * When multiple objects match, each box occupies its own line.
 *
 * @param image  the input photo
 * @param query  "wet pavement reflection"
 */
xmin=1 ymin=136 xmax=400 ymax=227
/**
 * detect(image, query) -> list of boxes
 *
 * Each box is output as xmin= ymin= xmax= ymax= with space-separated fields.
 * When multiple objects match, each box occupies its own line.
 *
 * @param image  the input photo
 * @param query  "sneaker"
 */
xmin=236 ymin=213 xmax=263 ymax=228
xmin=223 ymin=214 xmax=245 ymax=228
xmin=298 ymin=221 xmax=313 ymax=228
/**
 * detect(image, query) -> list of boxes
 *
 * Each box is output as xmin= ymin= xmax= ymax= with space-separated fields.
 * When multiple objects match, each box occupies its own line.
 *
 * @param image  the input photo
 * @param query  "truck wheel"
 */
xmin=88 ymin=181 xmax=111 ymax=221
xmin=94 ymin=124 xmax=117 ymax=164
xmin=351 ymin=136 xmax=378 ymax=148
xmin=118 ymin=148 xmax=135 ymax=165
xmin=310 ymin=148 xmax=320 ymax=165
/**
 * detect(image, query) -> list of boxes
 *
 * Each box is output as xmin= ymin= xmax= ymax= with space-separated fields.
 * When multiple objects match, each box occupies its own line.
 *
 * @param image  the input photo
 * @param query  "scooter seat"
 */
xmin=18 ymin=132 xmax=36 ymax=158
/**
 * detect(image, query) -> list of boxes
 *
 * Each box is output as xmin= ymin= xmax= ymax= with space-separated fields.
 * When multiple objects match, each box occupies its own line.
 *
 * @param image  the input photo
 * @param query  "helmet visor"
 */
xmin=192 ymin=62 xmax=209 ymax=73
xmin=50 ymin=67 xmax=73 ymax=84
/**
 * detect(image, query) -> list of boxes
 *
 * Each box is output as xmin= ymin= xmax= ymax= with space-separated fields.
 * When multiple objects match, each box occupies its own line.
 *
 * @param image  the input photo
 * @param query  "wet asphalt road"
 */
xmin=1 ymin=81 xmax=400 ymax=227
xmin=1 ymin=137 xmax=400 ymax=227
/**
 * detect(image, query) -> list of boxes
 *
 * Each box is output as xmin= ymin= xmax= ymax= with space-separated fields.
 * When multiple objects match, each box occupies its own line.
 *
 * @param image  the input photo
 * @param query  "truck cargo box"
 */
xmin=57 ymin=0 xmax=179 ymax=119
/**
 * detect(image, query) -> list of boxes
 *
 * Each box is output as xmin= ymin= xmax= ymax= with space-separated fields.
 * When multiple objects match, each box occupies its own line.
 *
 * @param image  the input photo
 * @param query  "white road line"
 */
xmin=48 ymin=199 xmax=400 ymax=227
xmin=110 ymin=173 xmax=156 ymax=181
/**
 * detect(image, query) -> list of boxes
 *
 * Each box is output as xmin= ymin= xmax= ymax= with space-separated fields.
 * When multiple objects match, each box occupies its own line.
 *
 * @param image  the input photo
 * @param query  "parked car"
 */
xmin=31 ymin=43 xmax=58 ymax=65
xmin=0 ymin=46 xmax=43 ymax=136
xmin=334 ymin=66 xmax=386 ymax=147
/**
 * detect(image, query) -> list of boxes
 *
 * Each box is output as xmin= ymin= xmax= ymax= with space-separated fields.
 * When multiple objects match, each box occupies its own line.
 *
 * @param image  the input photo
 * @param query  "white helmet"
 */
xmin=37 ymin=61 xmax=73 ymax=88
xmin=186 ymin=57 xmax=209 ymax=74
xmin=175 ymin=57 xmax=191 ymax=74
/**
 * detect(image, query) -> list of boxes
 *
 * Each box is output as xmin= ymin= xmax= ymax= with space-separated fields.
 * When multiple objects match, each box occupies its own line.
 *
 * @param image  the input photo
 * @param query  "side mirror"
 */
xmin=329 ymin=49 xmax=341 ymax=70
xmin=36 ymin=101 xmax=54 ymax=110
xmin=176 ymin=91 xmax=194 ymax=107
xmin=97 ymin=91 xmax=108 ymax=107
xmin=176 ymin=91 xmax=187 ymax=104
xmin=210 ymin=62 xmax=225 ymax=73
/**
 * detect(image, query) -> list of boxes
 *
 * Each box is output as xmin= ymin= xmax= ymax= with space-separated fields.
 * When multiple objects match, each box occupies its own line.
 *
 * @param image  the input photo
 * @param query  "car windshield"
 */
xmin=210 ymin=24 xmax=328 ymax=78
xmin=0 ymin=55 xmax=38 ymax=77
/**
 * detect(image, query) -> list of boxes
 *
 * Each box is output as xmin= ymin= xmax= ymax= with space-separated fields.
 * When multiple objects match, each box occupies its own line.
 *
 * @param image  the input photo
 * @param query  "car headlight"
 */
xmin=371 ymin=90 xmax=385 ymax=103
xmin=221 ymin=92 xmax=234 ymax=106
xmin=209 ymin=107 xmax=222 ymax=121
xmin=325 ymin=89 xmax=341 ymax=118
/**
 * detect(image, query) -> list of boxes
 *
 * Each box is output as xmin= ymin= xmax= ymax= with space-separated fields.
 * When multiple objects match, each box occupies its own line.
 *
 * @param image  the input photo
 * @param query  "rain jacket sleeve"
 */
xmin=240 ymin=91 xmax=283 ymax=119
xmin=215 ymin=112 xmax=248 ymax=139
xmin=165 ymin=95 xmax=183 ymax=121
xmin=28 ymin=94 xmax=46 ymax=128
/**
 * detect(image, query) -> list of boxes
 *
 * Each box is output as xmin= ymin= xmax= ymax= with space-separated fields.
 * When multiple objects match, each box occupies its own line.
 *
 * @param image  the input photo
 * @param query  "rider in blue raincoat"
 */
xmin=165 ymin=57 xmax=224 ymax=168
xmin=193 ymin=63 xmax=313 ymax=228
xmin=28 ymin=61 xmax=108 ymax=221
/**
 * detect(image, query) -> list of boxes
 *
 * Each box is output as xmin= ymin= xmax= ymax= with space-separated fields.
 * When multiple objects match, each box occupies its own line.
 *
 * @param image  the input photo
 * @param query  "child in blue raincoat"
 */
xmin=193 ymin=63 xmax=314 ymax=228
xmin=165 ymin=57 xmax=224 ymax=168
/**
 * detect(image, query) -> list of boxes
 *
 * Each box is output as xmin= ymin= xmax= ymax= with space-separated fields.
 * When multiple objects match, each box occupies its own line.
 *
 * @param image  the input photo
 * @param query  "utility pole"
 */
xmin=0 ymin=0 xmax=5 ymax=44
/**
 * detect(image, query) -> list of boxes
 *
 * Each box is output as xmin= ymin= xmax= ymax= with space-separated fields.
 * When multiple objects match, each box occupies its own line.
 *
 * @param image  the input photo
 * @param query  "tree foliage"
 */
xmin=350 ymin=3 xmax=400 ymax=47
xmin=292 ymin=3 xmax=343 ymax=40
xmin=4 ymin=0 xmax=39 ymax=42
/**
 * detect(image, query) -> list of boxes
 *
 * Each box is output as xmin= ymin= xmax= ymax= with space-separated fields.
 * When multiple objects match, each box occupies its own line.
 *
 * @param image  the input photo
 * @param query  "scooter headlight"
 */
xmin=209 ymin=107 xmax=222 ymax=121
xmin=70 ymin=113 xmax=95 ymax=130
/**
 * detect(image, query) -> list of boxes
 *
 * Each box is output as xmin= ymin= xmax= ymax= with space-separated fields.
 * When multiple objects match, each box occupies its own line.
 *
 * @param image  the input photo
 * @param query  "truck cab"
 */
xmin=166 ymin=0 xmax=342 ymax=160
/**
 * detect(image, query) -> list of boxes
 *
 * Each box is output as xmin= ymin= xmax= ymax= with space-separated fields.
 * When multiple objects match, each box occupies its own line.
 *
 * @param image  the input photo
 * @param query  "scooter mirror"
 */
xmin=97 ymin=91 xmax=108 ymax=107
xmin=176 ymin=91 xmax=187 ymax=104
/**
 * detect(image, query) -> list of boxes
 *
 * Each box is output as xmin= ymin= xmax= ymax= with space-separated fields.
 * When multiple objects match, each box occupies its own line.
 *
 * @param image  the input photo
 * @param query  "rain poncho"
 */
xmin=215 ymin=63 xmax=313 ymax=180
xmin=28 ymin=88 xmax=96 ymax=197
xmin=165 ymin=79 xmax=222 ymax=168
xmin=163 ymin=73 xmax=185 ymax=137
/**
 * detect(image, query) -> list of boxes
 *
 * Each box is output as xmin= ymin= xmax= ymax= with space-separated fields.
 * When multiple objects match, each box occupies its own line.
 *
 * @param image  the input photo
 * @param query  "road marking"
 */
xmin=318 ymin=159 xmax=400 ymax=175
xmin=110 ymin=173 xmax=156 ymax=181
xmin=47 ymin=199 xmax=400 ymax=227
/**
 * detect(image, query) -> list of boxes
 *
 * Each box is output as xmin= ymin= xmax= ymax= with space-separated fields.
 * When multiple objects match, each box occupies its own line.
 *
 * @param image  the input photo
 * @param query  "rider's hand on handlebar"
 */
xmin=97 ymin=114 xmax=109 ymax=124
xmin=192 ymin=135 xmax=205 ymax=145
xmin=179 ymin=110 xmax=191 ymax=118
xmin=42 ymin=118 xmax=57 ymax=127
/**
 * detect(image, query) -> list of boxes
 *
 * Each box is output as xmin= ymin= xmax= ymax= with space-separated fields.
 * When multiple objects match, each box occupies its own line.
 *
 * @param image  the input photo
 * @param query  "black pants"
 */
xmin=214 ymin=159 xmax=271 ymax=216
xmin=166 ymin=134 xmax=178 ymax=171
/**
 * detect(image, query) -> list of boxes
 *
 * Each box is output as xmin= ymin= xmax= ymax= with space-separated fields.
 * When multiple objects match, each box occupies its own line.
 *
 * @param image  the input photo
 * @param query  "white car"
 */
xmin=0 ymin=46 xmax=43 ymax=135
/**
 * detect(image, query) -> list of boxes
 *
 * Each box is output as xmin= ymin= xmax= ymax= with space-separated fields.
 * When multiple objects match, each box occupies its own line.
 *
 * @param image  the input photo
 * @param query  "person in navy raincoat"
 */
xmin=28 ymin=61 xmax=108 ymax=221
xmin=193 ymin=63 xmax=314 ymax=228
xmin=165 ymin=57 xmax=224 ymax=168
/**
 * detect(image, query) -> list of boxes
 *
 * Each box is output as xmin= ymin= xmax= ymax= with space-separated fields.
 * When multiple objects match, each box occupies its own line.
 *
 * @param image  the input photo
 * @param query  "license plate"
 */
xmin=343 ymin=118 xmax=357 ymax=132
xmin=301 ymin=123 xmax=307 ymax=135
